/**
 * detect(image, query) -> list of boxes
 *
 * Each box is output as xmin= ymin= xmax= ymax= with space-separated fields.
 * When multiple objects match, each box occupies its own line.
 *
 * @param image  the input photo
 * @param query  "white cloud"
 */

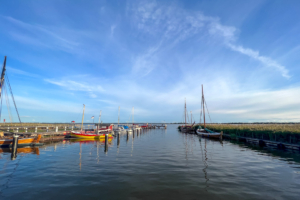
xmin=128 ymin=0 xmax=290 ymax=78
xmin=6 ymin=67 xmax=40 ymax=78
xmin=44 ymin=78 xmax=105 ymax=98
xmin=227 ymin=43 xmax=290 ymax=78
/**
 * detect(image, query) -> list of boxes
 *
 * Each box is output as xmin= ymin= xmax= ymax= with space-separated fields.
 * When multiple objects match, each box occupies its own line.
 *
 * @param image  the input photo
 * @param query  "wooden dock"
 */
xmin=222 ymin=133 xmax=300 ymax=151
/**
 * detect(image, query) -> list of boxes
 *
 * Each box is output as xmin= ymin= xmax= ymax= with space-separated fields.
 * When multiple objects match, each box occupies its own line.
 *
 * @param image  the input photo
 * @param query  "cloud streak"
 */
xmin=128 ymin=0 xmax=290 ymax=78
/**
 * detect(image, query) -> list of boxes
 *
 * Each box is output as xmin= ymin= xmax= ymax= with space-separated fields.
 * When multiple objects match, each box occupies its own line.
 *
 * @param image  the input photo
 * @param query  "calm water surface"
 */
xmin=0 ymin=125 xmax=300 ymax=200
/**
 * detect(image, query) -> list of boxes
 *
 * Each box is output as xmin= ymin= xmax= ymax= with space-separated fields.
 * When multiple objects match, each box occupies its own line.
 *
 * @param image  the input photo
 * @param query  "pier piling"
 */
xmin=117 ymin=133 xmax=120 ymax=147
xmin=104 ymin=134 xmax=108 ymax=152
xmin=11 ymin=134 xmax=19 ymax=160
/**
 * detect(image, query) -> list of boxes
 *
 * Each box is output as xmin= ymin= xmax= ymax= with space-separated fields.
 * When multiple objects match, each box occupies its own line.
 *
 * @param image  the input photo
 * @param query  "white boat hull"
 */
xmin=196 ymin=129 xmax=221 ymax=138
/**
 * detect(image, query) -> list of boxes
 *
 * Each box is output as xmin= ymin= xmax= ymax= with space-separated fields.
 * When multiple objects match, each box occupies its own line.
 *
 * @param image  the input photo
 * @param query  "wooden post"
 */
xmin=104 ymin=134 xmax=108 ymax=152
xmin=11 ymin=135 xmax=19 ymax=160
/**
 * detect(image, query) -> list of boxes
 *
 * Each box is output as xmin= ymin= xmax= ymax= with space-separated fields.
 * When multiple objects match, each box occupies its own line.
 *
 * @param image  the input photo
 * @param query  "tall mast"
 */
xmin=202 ymin=85 xmax=206 ymax=129
xmin=132 ymin=107 xmax=134 ymax=124
xmin=190 ymin=111 xmax=192 ymax=124
xmin=118 ymin=106 xmax=120 ymax=125
xmin=0 ymin=56 xmax=7 ymax=98
xmin=81 ymin=104 xmax=85 ymax=131
xmin=98 ymin=110 xmax=102 ymax=124
xmin=184 ymin=98 xmax=186 ymax=126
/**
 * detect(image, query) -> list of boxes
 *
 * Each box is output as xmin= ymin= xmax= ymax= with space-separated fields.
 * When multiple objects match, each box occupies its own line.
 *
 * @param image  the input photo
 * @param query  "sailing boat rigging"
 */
xmin=180 ymin=98 xmax=194 ymax=133
xmin=196 ymin=85 xmax=222 ymax=138
xmin=70 ymin=104 xmax=113 ymax=139
xmin=0 ymin=56 xmax=42 ymax=147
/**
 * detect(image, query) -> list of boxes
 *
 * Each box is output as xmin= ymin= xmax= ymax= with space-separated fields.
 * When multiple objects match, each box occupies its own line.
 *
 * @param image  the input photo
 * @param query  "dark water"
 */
xmin=0 ymin=125 xmax=300 ymax=200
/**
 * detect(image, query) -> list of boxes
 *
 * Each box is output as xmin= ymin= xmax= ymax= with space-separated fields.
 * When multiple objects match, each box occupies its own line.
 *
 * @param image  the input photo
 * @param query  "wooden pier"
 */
xmin=222 ymin=133 xmax=300 ymax=151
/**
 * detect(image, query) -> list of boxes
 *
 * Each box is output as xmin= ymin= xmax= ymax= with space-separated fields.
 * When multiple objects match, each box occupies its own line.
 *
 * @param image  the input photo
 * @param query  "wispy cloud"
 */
xmin=44 ymin=78 xmax=105 ymax=98
xmin=227 ymin=43 xmax=290 ymax=78
xmin=127 ymin=0 xmax=290 ymax=78
xmin=6 ymin=67 xmax=41 ymax=78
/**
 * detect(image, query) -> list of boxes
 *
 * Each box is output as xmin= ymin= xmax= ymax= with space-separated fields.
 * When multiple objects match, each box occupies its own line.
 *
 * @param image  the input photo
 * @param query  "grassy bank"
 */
xmin=179 ymin=124 xmax=300 ymax=144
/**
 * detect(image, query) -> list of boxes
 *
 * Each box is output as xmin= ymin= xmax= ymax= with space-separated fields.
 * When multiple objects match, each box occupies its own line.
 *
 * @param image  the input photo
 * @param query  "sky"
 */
xmin=0 ymin=0 xmax=300 ymax=123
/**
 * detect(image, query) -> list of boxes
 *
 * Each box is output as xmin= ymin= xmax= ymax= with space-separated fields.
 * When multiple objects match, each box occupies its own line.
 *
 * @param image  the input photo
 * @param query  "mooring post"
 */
xmin=117 ymin=132 xmax=120 ymax=147
xmin=11 ymin=134 xmax=19 ymax=160
xmin=127 ymin=132 xmax=129 ymax=142
xmin=56 ymin=126 xmax=58 ymax=132
xmin=104 ymin=134 xmax=108 ymax=152
xmin=35 ymin=127 xmax=37 ymax=133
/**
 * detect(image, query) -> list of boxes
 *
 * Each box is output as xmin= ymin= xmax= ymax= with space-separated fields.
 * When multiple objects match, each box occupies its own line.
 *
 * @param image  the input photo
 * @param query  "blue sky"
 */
xmin=0 ymin=0 xmax=300 ymax=123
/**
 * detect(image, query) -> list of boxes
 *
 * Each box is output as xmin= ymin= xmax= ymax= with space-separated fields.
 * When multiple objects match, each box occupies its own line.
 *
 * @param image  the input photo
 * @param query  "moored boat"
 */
xmin=196 ymin=85 xmax=222 ymax=139
xmin=70 ymin=132 xmax=113 ymax=139
xmin=0 ymin=134 xmax=42 ymax=147
xmin=71 ymin=105 xmax=114 ymax=139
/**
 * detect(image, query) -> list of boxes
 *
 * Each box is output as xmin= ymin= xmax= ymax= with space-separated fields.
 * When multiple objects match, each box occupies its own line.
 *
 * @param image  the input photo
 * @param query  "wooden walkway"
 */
xmin=223 ymin=134 xmax=300 ymax=151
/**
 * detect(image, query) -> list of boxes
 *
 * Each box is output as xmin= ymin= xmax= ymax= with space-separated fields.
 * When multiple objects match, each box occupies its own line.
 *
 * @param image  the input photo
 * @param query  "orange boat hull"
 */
xmin=0 ymin=147 xmax=40 ymax=155
xmin=0 ymin=135 xmax=42 ymax=147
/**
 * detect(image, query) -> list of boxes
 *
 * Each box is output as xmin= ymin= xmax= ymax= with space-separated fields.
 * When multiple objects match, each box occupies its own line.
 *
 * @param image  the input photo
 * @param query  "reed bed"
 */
xmin=200 ymin=124 xmax=300 ymax=144
xmin=178 ymin=124 xmax=300 ymax=144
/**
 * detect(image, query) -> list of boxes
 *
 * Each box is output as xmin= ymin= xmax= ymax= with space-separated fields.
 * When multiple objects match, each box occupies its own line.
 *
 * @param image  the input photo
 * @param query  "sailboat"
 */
xmin=70 ymin=104 xmax=113 ymax=139
xmin=180 ymin=98 xmax=194 ymax=133
xmin=113 ymin=106 xmax=126 ymax=133
xmin=0 ymin=56 xmax=42 ymax=147
xmin=196 ymin=85 xmax=222 ymax=138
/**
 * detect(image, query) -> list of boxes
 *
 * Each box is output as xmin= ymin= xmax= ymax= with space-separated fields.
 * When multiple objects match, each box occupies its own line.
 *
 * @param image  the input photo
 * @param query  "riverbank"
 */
xmin=179 ymin=123 xmax=300 ymax=144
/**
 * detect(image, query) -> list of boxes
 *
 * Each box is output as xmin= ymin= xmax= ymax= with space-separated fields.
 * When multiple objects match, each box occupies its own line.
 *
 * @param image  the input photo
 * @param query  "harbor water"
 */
xmin=0 ymin=125 xmax=300 ymax=199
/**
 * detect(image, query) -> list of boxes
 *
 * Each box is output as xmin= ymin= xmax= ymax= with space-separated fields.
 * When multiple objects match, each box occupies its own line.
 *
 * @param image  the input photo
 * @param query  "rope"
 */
xmin=200 ymin=98 xmax=203 ymax=124
xmin=204 ymin=98 xmax=212 ymax=123
xmin=0 ymin=79 xmax=3 ymax=122
xmin=3 ymin=82 xmax=13 ymax=122
xmin=5 ymin=74 xmax=21 ymax=124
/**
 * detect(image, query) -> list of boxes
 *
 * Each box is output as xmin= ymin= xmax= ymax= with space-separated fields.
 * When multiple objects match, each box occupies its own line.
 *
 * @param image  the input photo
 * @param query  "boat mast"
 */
xmin=118 ymin=106 xmax=120 ymax=125
xmin=132 ymin=107 xmax=134 ymax=124
xmin=202 ymin=85 xmax=206 ymax=129
xmin=0 ymin=56 xmax=7 ymax=99
xmin=184 ymin=98 xmax=186 ymax=126
xmin=98 ymin=110 xmax=102 ymax=124
xmin=81 ymin=104 xmax=85 ymax=131
xmin=190 ymin=111 xmax=192 ymax=124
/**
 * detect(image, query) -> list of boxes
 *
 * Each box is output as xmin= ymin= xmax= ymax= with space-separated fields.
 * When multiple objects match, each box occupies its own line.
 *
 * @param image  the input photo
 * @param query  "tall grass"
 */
xmin=196 ymin=124 xmax=300 ymax=144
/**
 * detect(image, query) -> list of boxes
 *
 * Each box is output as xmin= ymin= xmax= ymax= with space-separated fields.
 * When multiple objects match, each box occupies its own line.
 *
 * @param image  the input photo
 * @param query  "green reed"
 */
xmin=196 ymin=124 xmax=300 ymax=144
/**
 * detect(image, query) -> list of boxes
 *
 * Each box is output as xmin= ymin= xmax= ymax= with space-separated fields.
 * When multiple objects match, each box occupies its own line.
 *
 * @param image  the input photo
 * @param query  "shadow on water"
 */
xmin=228 ymin=139 xmax=300 ymax=164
